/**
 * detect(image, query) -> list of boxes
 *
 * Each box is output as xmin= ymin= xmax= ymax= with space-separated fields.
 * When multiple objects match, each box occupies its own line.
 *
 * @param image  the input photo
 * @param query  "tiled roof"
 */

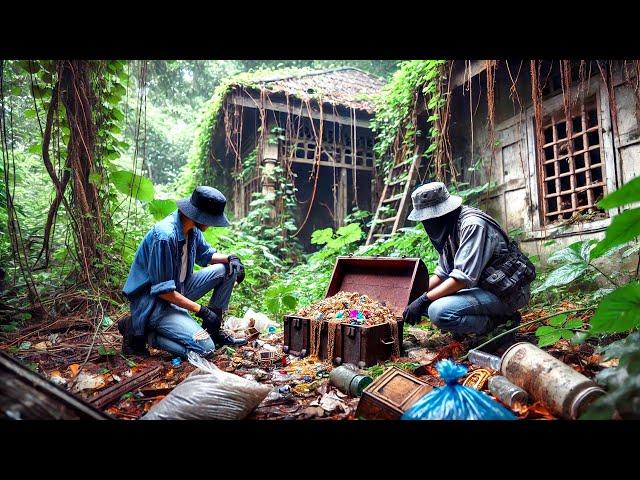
xmin=240 ymin=67 xmax=386 ymax=113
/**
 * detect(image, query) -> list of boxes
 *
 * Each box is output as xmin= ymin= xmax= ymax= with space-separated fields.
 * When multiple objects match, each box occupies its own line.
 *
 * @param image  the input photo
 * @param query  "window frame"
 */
xmin=525 ymin=76 xmax=618 ymax=236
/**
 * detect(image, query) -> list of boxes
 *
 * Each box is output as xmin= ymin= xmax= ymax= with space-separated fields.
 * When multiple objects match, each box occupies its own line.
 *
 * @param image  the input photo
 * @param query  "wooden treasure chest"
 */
xmin=355 ymin=367 xmax=433 ymax=420
xmin=283 ymin=256 xmax=429 ymax=367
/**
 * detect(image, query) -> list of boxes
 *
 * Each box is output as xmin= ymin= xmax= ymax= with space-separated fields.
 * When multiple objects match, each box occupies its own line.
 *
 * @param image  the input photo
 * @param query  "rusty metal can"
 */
xmin=329 ymin=365 xmax=373 ymax=397
xmin=488 ymin=375 xmax=529 ymax=407
xmin=500 ymin=342 xmax=605 ymax=419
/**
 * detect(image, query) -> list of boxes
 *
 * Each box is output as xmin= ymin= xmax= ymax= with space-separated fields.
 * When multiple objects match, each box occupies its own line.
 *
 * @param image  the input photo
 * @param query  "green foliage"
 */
xmin=532 ymin=240 xmax=597 ymax=294
xmin=110 ymin=170 xmax=155 ymax=202
xmin=263 ymin=283 xmax=299 ymax=319
xmin=597 ymin=175 xmax=640 ymax=210
xmin=582 ymin=332 xmax=640 ymax=419
xmin=148 ymin=199 xmax=177 ymax=221
xmin=371 ymin=60 xmax=446 ymax=174
xmin=590 ymin=208 xmax=640 ymax=259
xmin=589 ymin=283 xmax=640 ymax=333
xmin=534 ymin=314 xmax=584 ymax=347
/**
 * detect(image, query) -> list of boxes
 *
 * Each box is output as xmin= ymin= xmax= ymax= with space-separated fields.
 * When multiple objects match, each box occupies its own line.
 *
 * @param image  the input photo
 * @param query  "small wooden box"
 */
xmin=355 ymin=367 xmax=433 ymax=420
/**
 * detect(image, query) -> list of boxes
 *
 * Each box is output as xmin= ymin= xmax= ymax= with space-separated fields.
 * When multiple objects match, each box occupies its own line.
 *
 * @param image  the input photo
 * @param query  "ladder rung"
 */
xmin=392 ymin=158 xmax=415 ymax=170
xmin=388 ymin=177 xmax=408 ymax=186
xmin=382 ymin=193 xmax=404 ymax=204
xmin=375 ymin=216 xmax=398 ymax=224
xmin=373 ymin=233 xmax=392 ymax=238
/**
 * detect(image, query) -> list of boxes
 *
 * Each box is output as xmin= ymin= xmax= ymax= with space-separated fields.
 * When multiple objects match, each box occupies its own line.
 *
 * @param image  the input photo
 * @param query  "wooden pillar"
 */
xmin=261 ymin=114 xmax=279 ymax=221
xmin=336 ymin=167 xmax=348 ymax=228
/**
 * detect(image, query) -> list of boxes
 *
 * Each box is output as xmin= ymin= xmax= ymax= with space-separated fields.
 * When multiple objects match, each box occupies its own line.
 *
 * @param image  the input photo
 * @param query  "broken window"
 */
xmin=537 ymin=98 xmax=607 ymax=224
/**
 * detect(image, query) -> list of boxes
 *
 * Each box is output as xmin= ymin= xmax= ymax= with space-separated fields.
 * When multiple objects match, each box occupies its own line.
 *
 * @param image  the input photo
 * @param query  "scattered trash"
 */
xmin=18 ymin=341 xmax=31 ymax=350
xmin=49 ymin=371 xmax=67 ymax=386
xmin=142 ymin=352 xmax=270 ymax=420
xmin=72 ymin=372 xmax=106 ymax=393
xmin=488 ymin=375 xmax=529 ymax=407
xmin=271 ymin=370 xmax=293 ymax=383
xmin=224 ymin=308 xmax=278 ymax=334
xmin=329 ymin=364 xmax=372 ymax=397
xmin=463 ymin=368 xmax=493 ymax=390
xmin=296 ymin=291 xmax=396 ymax=326
xmin=401 ymin=360 xmax=516 ymax=420
xmin=33 ymin=341 xmax=50 ymax=351
xmin=498 ymin=342 xmax=605 ymax=419
xmin=171 ymin=357 xmax=182 ymax=367
xmin=319 ymin=391 xmax=345 ymax=413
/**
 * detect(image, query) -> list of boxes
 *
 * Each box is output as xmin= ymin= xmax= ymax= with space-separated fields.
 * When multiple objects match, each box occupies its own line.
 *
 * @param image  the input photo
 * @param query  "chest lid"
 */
xmin=325 ymin=256 xmax=430 ymax=317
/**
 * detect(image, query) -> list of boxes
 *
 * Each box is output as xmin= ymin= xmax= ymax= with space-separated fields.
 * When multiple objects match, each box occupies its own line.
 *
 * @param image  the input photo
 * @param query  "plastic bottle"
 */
xmin=468 ymin=349 xmax=501 ymax=371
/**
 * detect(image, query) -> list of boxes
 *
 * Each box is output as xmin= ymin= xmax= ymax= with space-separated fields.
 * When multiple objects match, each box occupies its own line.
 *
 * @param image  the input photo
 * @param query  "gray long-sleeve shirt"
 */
xmin=434 ymin=208 xmax=508 ymax=288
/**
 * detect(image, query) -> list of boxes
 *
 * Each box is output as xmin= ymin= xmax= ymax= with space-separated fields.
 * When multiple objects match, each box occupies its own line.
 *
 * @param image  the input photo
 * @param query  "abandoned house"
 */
xmin=367 ymin=60 xmax=640 ymax=262
xmin=201 ymin=67 xmax=386 ymax=249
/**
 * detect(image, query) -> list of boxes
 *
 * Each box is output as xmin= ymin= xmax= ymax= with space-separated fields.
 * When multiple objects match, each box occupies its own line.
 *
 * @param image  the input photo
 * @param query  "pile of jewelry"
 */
xmin=296 ymin=291 xmax=396 ymax=326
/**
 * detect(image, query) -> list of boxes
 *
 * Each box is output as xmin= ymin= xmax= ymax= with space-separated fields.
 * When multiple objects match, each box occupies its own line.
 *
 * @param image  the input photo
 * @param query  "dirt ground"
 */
xmin=0 ymin=301 xmax=612 ymax=420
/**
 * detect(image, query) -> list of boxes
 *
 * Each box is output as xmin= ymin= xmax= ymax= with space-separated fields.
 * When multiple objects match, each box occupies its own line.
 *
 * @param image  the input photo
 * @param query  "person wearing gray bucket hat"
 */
xmin=121 ymin=186 xmax=248 ymax=360
xmin=402 ymin=181 xmax=535 ymax=354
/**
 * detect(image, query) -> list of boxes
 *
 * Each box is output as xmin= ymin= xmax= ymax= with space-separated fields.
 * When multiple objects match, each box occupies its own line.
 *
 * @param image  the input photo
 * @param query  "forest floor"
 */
xmin=0 ymin=300 xmax=613 ymax=420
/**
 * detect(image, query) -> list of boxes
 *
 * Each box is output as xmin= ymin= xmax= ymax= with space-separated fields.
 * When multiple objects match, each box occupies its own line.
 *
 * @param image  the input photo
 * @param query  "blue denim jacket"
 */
xmin=122 ymin=211 xmax=216 ymax=336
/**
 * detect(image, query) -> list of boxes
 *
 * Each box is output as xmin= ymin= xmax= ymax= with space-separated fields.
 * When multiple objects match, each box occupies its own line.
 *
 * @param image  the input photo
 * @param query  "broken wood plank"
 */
xmin=89 ymin=366 xmax=162 ymax=409
xmin=0 ymin=350 xmax=109 ymax=420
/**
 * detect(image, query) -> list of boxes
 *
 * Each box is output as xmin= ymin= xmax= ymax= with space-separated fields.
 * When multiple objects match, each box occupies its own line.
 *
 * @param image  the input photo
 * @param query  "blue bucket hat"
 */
xmin=407 ymin=182 xmax=462 ymax=222
xmin=177 ymin=186 xmax=231 ymax=227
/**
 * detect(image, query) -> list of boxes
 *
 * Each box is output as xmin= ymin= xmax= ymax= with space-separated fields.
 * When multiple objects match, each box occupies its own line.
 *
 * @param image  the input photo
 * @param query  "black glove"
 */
xmin=402 ymin=293 xmax=432 ymax=325
xmin=195 ymin=304 xmax=220 ymax=331
xmin=227 ymin=254 xmax=245 ymax=284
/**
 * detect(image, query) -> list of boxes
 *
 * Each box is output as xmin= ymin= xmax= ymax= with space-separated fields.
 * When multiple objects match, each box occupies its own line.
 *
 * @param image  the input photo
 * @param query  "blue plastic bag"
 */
xmin=401 ymin=359 xmax=517 ymax=420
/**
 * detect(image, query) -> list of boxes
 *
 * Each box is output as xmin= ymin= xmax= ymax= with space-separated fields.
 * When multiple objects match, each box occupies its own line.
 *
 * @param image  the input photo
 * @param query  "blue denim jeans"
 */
xmin=147 ymin=265 xmax=237 ymax=358
xmin=427 ymin=287 xmax=513 ymax=336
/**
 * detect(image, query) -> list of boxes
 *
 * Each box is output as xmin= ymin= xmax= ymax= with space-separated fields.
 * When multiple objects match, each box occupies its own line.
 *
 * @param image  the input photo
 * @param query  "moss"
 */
xmin=177 ymin=67 xmax=328 ymax=196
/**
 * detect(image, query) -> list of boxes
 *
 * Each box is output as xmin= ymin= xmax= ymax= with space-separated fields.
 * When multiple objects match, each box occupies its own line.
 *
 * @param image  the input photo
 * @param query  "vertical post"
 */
xmin=336 ymin=167 xmax=348 ymax=228
xmin=261 ymin=114 xmax=279 ymax=222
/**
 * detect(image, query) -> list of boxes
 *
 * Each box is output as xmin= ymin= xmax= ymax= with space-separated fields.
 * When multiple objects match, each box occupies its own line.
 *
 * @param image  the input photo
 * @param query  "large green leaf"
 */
xmin=591 ymin=208 xmax=640 ymax=259
xmin=310 ymin=227 xmax=333 ymax=245
xmin=590 ymin=283 xmax=640 ymax=334
xmin=538 ymin=331 xmax=562 ymax=347
xmin=598 ymin=176 xmax=640 ymax=210
xmin=110 ymin=170 xmax=154 ymax=202
xmin=336 ymin=223 xmax=363 ymax=244
xmin=548 ymin=240 xmax=593 ymax=265
xmin=148 ymin=199 xmax=177 ymax=220
xmin=532 ymin=263 xmax=589 ymax=293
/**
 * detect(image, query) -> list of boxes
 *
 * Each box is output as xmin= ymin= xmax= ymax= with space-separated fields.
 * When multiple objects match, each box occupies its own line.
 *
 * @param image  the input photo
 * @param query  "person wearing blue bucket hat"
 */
xmin=402 ymin=182 xmax=536 ymax=354
xmin=119 ymin=186 xmax=248 ymax=360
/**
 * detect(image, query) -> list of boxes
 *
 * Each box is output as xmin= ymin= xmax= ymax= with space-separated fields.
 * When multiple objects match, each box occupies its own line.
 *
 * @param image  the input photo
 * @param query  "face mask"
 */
xmin=421 ymin=207 xmax=461 ymax=254
xmin=196 ymin=222 xmax=208 ymax=232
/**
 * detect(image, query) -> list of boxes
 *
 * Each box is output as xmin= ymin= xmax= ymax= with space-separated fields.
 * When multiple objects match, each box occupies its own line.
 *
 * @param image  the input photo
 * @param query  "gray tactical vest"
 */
xmin=441 ymin=206 xmax=536 ymax=310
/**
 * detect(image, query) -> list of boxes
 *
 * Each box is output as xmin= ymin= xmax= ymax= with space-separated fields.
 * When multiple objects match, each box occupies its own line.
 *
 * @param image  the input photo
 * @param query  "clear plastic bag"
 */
xmin=142 ymin=352 xmax=271 ymax=420
xmin=401 ymin=359 xmax=517 ymax=420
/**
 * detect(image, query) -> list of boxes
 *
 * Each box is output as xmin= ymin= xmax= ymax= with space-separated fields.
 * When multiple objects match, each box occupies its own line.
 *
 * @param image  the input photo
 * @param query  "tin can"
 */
xmin=329 ymin=365 xmax=373 ymax=397
xmin=500 ymin=342 xmax=605 ymax=419
xmin=488 ymin=375 xmax=529 ymax=407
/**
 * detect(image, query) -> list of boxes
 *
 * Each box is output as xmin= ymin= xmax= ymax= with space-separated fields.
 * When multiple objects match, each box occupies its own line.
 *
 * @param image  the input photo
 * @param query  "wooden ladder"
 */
xmin=366 ymin=153 xmax=421 ymax=245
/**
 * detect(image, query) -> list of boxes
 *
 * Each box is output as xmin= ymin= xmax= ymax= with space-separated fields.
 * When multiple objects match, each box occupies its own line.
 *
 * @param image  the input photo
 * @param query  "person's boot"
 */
xmin=117 ymin=314 xmax=150 ymax=356
xmin=204 ymin=307 xmax=248 ymax=347
xmin=483 ymin=311 xmax=521 ymax=355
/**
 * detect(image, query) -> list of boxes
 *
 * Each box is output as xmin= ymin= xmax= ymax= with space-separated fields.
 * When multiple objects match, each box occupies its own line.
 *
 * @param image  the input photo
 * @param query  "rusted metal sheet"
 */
xmin=355 ymin=367 xmax=433 ymax=420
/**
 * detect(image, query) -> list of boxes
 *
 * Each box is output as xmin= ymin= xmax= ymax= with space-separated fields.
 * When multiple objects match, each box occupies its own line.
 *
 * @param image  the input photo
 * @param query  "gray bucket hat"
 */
xmin=407 ymin=182 xmax=463 ymax=221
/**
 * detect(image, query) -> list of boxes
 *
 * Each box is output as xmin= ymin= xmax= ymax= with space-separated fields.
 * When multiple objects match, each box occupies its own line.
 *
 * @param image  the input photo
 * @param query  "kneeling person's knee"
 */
xmin=191 ymin=328 xmax=215 ymax=357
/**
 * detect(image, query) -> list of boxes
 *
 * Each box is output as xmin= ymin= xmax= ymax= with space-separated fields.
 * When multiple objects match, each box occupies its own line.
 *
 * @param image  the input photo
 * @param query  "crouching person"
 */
xmin=402 ymin=182 xmax=536 ymax=353
xmin=119 ymin=186 xmax=248 ymax=360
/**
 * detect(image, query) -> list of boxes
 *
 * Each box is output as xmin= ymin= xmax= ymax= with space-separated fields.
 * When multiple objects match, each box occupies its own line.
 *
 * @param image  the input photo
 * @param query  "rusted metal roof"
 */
xmin=240 ymin=67 xmax=386 ymax=113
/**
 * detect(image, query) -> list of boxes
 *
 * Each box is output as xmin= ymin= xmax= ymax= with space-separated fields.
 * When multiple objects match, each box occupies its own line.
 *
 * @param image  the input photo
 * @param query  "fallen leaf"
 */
xmin=34 ymin=341 xmax=49 ymax=351
xmin=599 ymin=358 xmax=619 ymax=368
xmin=68 ymin=364 xmax=80 ymax=377
xmin=71 ymin=372 xmax=106 ymax=393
